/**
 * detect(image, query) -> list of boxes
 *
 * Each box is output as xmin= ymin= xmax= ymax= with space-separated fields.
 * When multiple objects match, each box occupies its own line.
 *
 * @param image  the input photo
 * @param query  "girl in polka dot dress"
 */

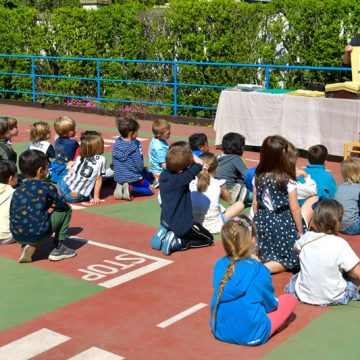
xmin=252 ymin=135 xmax=306 ymax=274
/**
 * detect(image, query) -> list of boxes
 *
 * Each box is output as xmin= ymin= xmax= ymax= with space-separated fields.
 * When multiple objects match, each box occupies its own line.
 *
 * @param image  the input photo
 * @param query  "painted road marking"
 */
xmin=70 ymin=237 xmax=173 ymax=288
xmin=244 ymin=158 xmax=259 ymax=163
xmin=0 ymin=328 xmax=70 ymax=359
xmin=156 ymin=303 xmax=208 ymax=328
xmin=69 ymin=347 xmax=124 ymax=360
xmin=70 ymin=204 xmax=86 ymax=210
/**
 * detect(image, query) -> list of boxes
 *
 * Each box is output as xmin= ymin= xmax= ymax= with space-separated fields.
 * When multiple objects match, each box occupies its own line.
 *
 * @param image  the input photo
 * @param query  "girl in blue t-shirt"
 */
xmin=210 ymin=216 xmax=297 ymax=346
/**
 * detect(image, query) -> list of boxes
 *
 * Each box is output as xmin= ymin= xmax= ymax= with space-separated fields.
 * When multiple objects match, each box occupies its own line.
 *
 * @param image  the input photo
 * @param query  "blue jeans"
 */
xmin=131 ymin=178 xmax=153 ymax=197
xmin=341 ymin=217 xmax=360 ymax=235
xmin=58 ymin=178 xmax=89 ymax=203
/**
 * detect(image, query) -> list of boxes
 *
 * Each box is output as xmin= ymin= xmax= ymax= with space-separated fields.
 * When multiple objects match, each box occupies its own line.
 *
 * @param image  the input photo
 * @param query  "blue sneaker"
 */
xmin=150 ymin=225 xmax=168 ymax=250
xmin=161 ymin=231 xmax=182 ymax=256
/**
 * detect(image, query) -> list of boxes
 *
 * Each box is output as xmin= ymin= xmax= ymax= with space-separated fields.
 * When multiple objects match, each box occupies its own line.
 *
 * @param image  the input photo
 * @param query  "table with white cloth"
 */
xmin=213 ymin=89 xmax=360 ymax=156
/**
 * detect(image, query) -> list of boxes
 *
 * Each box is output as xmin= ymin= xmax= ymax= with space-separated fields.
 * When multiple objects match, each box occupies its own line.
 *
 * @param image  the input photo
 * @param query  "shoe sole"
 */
xmin=19 ymin=245 xmax=36 ymax=263
xmin=161 ymin=231 xmax=175 ymax=256
xmin=114 ymin=184 xmax=123 ymax=200
xmin=150 ymin=227 xmax=167 ymax=250
xmin=122 ymin=183 xmax=132 ymax=201
xmin=48 ymin=251 xmax=77 ymax=261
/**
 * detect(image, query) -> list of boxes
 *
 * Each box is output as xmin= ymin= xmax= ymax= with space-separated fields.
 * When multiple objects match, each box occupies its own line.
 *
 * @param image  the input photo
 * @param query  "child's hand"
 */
xmin=91 ymin=197 xmax=103 ymax=206
xmin=296 ymin=168 xmax=307 ymax=178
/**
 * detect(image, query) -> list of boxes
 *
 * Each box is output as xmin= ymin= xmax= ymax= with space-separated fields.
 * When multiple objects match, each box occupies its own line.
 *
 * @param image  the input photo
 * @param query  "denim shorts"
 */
xmin=341 ymin=217 xmax=360 ymax=235
xmin=58 ymin=178 xmax=89 ymax=203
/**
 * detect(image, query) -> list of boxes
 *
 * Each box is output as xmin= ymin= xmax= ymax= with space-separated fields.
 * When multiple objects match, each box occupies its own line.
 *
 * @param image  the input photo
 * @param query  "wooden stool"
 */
xmin=344 ymin=141 xmax=360 ymax=160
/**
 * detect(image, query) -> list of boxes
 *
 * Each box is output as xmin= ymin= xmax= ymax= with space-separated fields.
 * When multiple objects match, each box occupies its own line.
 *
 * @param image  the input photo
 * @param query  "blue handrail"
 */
xmin=0 ymin=54 xmax=350 ymax=116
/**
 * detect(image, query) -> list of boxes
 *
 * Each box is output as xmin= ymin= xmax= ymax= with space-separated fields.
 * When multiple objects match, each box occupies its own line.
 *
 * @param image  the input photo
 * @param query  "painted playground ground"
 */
xmin=0 ymin=104 xmax=359 ymax=359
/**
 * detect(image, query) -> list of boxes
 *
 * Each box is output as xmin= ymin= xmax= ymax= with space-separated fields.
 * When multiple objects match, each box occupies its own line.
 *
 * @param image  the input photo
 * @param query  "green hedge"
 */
xmin=0 ymin=0 xmax=359 ymax=118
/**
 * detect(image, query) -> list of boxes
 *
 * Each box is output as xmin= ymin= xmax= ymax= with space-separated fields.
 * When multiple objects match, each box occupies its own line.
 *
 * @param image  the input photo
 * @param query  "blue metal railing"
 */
xmin=0 ymin=54 xmax=351 ymax=116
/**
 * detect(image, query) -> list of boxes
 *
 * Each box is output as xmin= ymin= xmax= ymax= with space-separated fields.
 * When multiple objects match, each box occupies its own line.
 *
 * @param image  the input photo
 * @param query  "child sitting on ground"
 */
xmin=58 ymin=131 xmax=106 ymax=205
xmin=149 ymin=119 xmax=171 ymax=188
xmin=10 ymin=150 xmax=76 ymax=263
xmin=0 ymin=160 xmax=18 ymax=244
xmin=6 ymin=117 xmax=19 ymax=145
xmin=210 ymin=216 xmax=297 ymax=346
xmin=0 ymin=117 xmax=17 ymax=164
xmin=52 ymin=116 xmax=79 ymax=183
xmin=215 ymin=132 xmax=248 ymax=202
xmin=334 ymin=157 xmax=360 ymax=235
xmin=285 ymin=199 xmax=360 ymax=305
xmin=150 ymin=143 xmax=214 ymax=255
xmin=301 ymin=144 xmax=337 ymax=199
xmin=113 ymin=113 xmax=153 ymax=200
xmin=190 ymin=152 xmax=244 ymax=234
xmin=189 ymin=133 xmax=209 ymax=157
xmin=29 ymin=121 xmax=55 ymax=162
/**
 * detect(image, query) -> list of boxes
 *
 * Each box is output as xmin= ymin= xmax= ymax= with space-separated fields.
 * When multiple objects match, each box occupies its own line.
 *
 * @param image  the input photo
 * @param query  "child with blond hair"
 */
xmin=334 ymin=157 xmax=360 ymax=235
xmin=190 ymin=152 xmax=244 ymax=234
xmin=52 ymin=116 xmax=79 ymax=182
xmin=29 ymin=121 xmax=55 ymax=161
xmin=149 ymin=119 xmax=171 ymax=188
xmin=210 ymin=216 xmax=297 ymax=346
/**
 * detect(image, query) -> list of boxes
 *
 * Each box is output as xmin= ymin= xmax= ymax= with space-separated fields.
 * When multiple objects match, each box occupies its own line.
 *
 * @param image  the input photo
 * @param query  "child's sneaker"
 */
xmin=48 ymin=244 xmax=77 ymax=261
xmin=122 ymin=183 xmax=132 ymax=201
xmin=153 ymin=178 xmax=160 ymax=189
xmin=19 ymin=244 xmax=37 ymax=263
xmin=150 ymin=225 xmax=168 ymax=250
xmin=230 ymin=183 xmax=241 ymax=203
xmin=114 ymin=183 xmax=123 ymax=200
xmin=161 ymin=231 xmax=182 ymax=256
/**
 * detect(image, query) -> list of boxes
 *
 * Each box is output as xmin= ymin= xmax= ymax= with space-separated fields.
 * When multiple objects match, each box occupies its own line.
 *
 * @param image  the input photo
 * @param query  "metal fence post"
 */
xmin=173 ymin=61 xmax=177 ymax=116
xmin=96 ymin=60 xmax=101 ymax=109
xmin=265 ymin=66 xmax=270 ymax=90
xmin=31 ymin=57 xmax=36 ymax=103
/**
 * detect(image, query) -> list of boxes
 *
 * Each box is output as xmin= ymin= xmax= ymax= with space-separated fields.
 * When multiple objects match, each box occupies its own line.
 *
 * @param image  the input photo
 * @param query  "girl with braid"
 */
xmin=210 ymin=216 xmax=297 ymax=346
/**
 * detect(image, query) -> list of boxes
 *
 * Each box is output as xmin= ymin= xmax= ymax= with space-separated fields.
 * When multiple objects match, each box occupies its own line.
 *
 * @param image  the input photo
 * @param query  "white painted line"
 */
xmin=244 ymin=158 xmax=259 ymax=163
xmin=104 ymin=138 xmax=115 ymax=144
xmin=68 ymin=347 xmax=124 ymax=360
xmin=0 ymin=328 xmax=70 ymax=359
xmin=104 ymin=144 xmax=111 ymax=148
xmin=156 ymin=303 xmax=208 ymax=328
xmin=70 ymin=204 xmax=86 ymax=210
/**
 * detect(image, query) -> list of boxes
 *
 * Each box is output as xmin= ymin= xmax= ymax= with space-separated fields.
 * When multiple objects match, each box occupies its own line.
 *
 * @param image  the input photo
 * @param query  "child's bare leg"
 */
xmin=224 ymin=201 xmax=244 ymax=220
xmin=301 ymin=196 xmax=318 ymax=227
xmin=264 ymin=261 xmax=286 ymax=274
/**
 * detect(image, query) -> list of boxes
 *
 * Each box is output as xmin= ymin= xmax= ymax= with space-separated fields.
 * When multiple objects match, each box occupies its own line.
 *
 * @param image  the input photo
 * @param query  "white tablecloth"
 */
xmin=214 ymin=90 xmax=360 ymax=156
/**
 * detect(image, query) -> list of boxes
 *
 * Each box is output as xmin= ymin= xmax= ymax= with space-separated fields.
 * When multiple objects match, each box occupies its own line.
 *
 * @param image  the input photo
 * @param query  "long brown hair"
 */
xmin=211 ymin=216 xmax=256 ymax=333
xmin=197 ymin=152 xmax=218 ymax=192
xmin=255 ymin=135 xmax=296 ymax=191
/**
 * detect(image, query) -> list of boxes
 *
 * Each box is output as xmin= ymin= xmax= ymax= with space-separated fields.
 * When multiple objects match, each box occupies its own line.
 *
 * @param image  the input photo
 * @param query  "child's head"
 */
xmin=166 ymin=143 xmax=193 ymax=173
xmin=30 ymin=121 xmax=51 ymax=142
xmin=312 ymin=199 xmax=344 ymax=234
xmin=54 ymin=116 xmax=76 ymax=137
xmin=152 ymin=119 xmax=171 ymax=141
xmin=169 ymin=141 xmax=188 ymax=149
xmin=116 ymin=113 xmax=139 ymax=139
xmin=196 ymin=152 xmax=218 ymax=192
xmin=308 ymin=144 xmax=328 ymax=165
xmin=7 ymin=117 xmax=18 ymax=139
xmin=80 ymin=131 xmax=104 ymax=158
xmin=221 ymin=132 xmax=245 ymax=156
xmin=256 ymin=135 xmax=296 ymax=190
xmin=0 ymin=117 xmax=10 ymax=139
xmin=19 ymin=149 xmax=48 ymax=179
xmin=0 ymin=160 xmax=18 ymax=186
xmin=341 ymin=157 xmax=360 ymax=183
xmin=189 ymin=133 xmax=209 ymax=153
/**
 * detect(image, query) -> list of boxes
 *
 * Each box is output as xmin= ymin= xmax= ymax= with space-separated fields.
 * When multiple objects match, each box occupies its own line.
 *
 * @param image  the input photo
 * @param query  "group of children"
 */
xmin=0 ymin=113 xmax=359 ymax=347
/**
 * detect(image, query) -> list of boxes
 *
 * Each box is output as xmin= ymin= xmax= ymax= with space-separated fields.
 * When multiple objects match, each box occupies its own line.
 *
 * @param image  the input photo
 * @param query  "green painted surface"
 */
xmin=263 ymin=302 xmax=360 ymax=359
xmin=0 ymin=256 xmax=103 ymax=332
xmin=83 ymin=198 xmax=161 ymax=227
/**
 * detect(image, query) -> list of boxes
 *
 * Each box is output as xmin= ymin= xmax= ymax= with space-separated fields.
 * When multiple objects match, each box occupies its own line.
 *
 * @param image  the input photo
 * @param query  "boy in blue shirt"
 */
xmin=113 ymin=113 xmax=153 ymax=200
xmin=10 ymin=150 xmax=76 ymax=263
xmin=149 ymin=119 xmax=171 ymax=189
xmin=151 ymin=143 xmax=214 ymax=255
xmin=52 ymin=116 xmax=79 ymax=183
xmin=302 ymin=144 xmax=337 ymax=199
xmin=189 ymin=133 xmax=209 ymax=157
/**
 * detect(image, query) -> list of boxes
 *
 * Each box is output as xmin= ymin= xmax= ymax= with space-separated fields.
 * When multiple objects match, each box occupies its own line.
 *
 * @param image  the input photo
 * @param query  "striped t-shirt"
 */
xmin=64 ymin=155 xmax=106 ymax=196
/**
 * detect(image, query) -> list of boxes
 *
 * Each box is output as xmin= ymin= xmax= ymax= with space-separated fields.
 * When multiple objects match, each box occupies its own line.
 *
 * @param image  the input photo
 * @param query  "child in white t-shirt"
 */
xmin=58 ymin=131 xmax=106 ymax=205
xmin=190 ymin=152 xmax=244 ymax=234
xmin=285 ymin=199 xmax=360 ymax=305
xmin=29 ymin=121 xmax=55 ymax=161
